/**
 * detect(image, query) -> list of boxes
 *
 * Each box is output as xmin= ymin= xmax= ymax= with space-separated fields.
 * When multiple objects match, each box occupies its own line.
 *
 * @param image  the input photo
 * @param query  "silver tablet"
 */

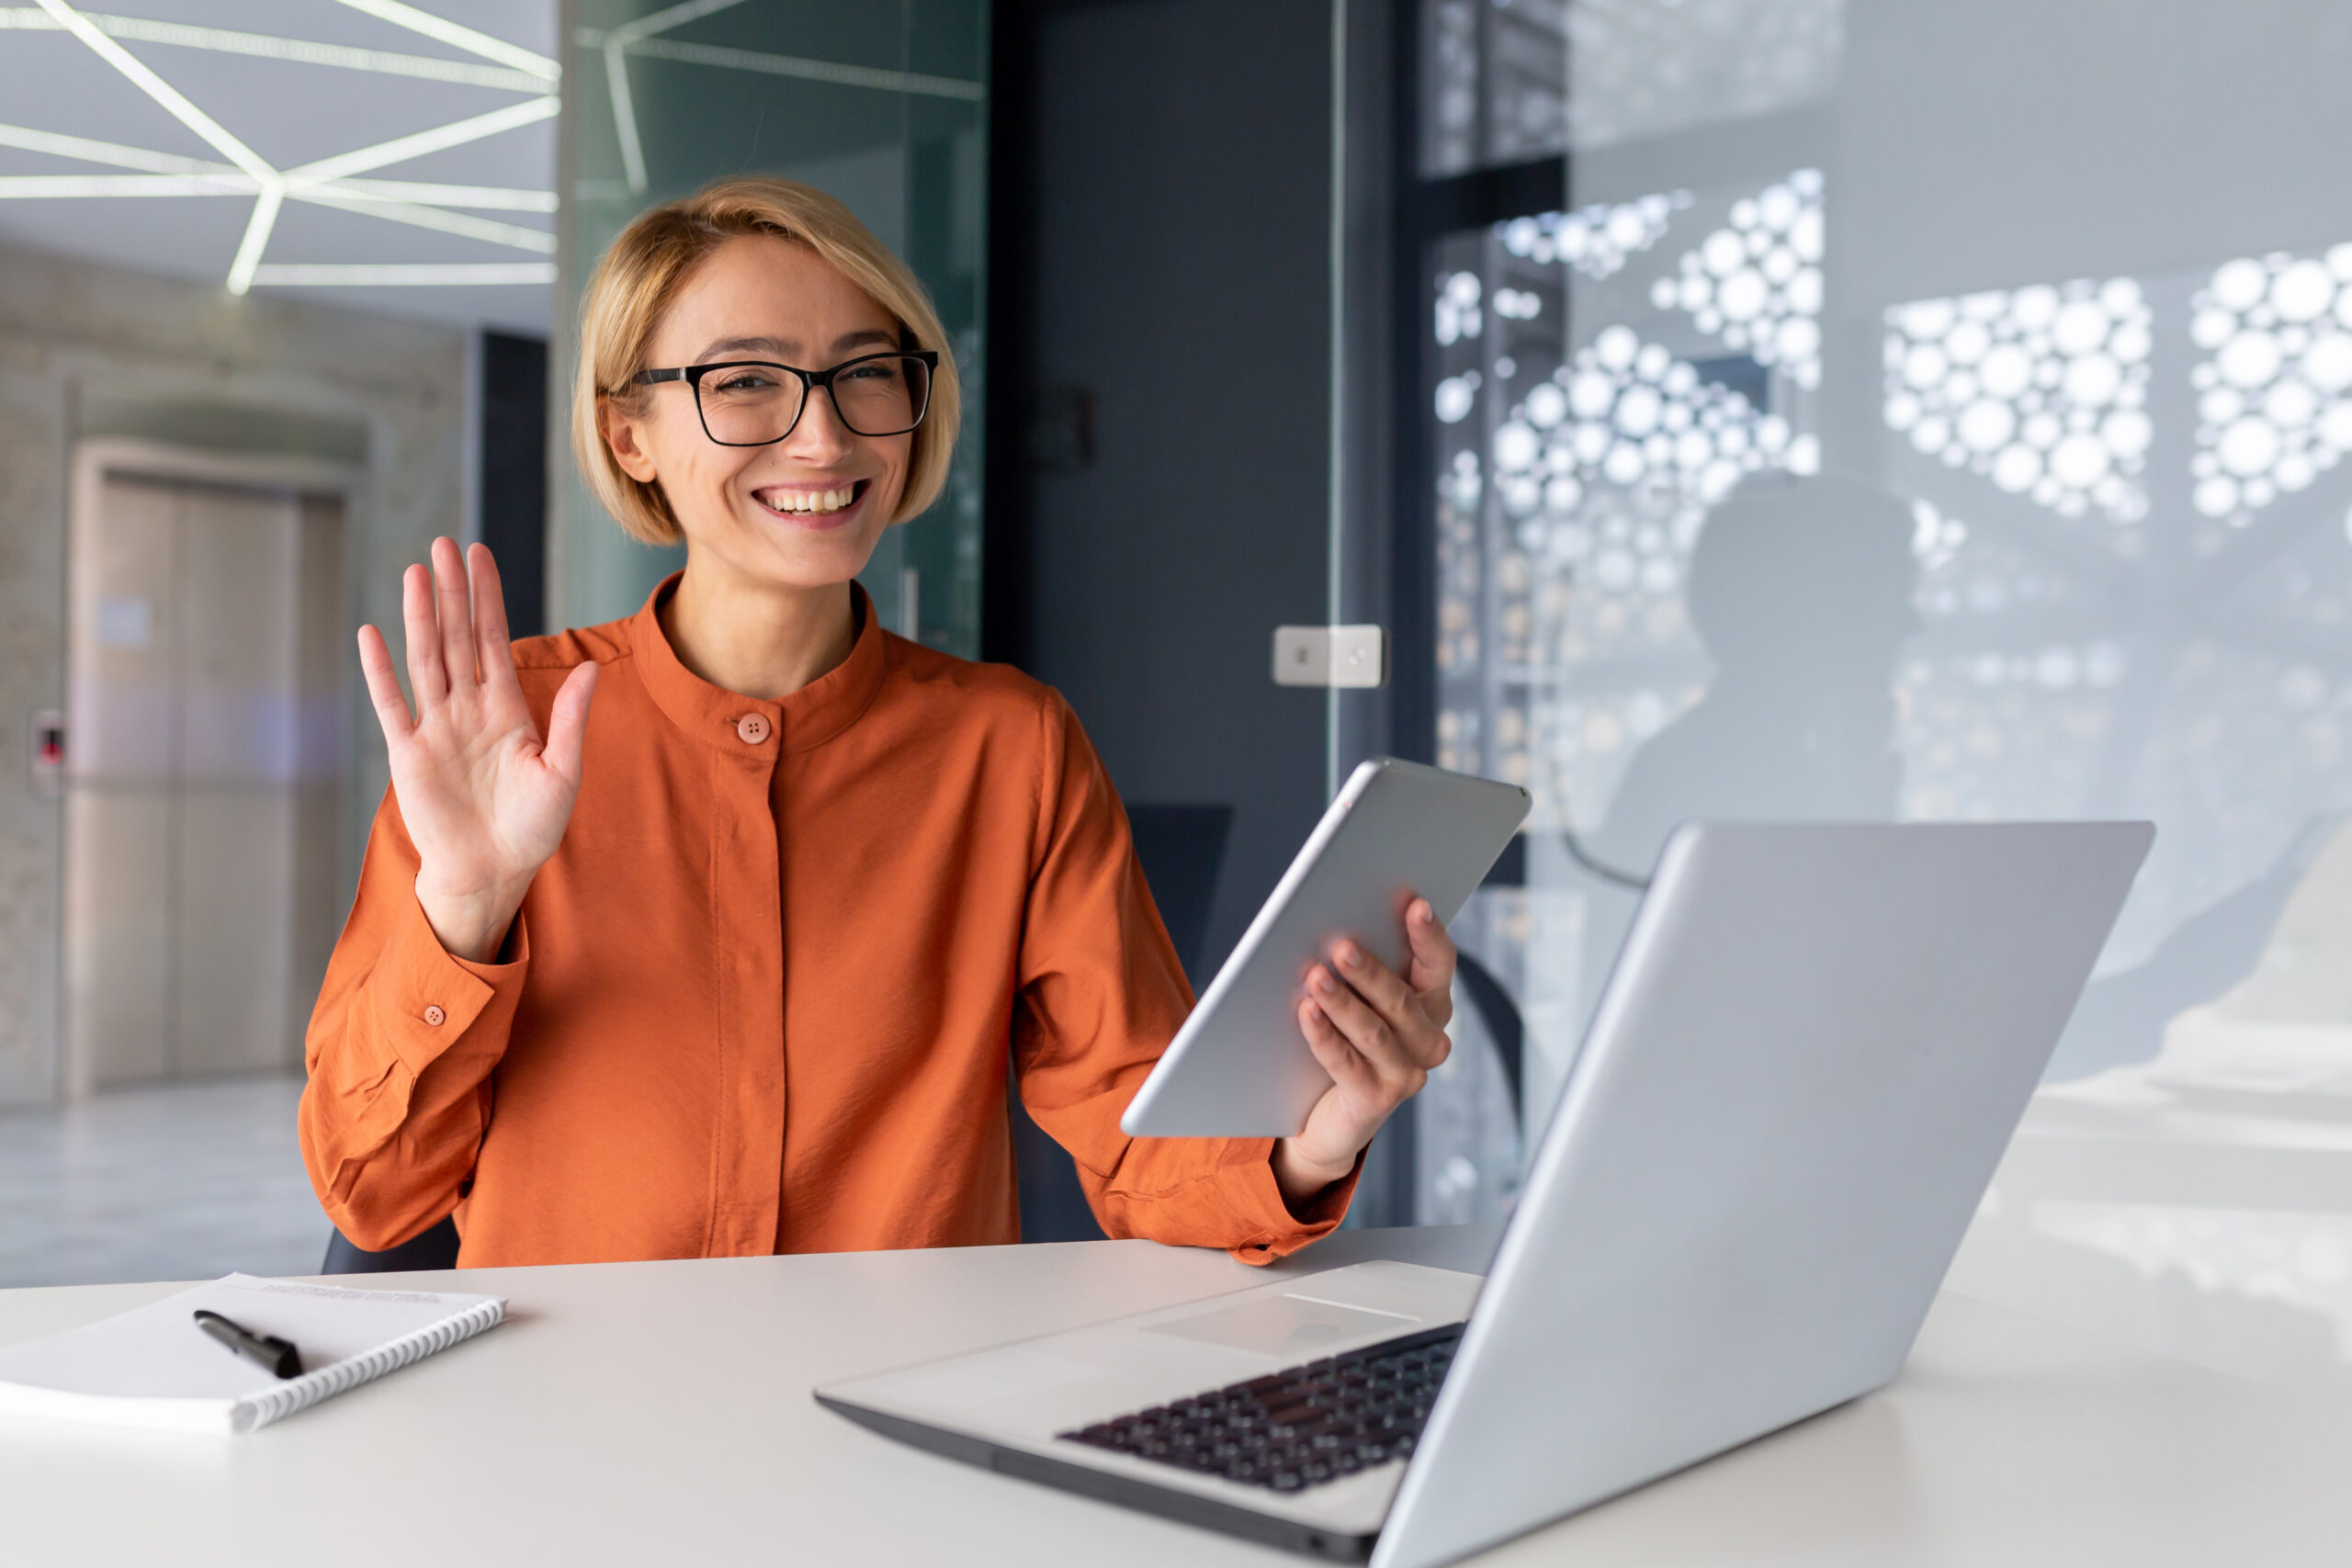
xmin=1121 ymin=758 xmax=1531 ymax=1139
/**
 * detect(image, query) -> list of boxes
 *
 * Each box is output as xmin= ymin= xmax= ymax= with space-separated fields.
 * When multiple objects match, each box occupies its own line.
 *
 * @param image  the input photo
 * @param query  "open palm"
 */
xmin=356 ymin=538 xmax=597 ymax=963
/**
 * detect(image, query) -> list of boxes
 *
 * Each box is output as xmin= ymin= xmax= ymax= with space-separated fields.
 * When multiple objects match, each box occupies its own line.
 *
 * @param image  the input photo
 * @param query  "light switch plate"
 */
xmin=1272 ymin=626 xmax=1386 ymax=688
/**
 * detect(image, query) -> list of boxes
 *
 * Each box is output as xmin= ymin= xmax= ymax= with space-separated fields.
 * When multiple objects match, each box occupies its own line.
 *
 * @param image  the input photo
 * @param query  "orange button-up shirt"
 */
xmin=299 ymin=581 xmax=1353 ymax=1268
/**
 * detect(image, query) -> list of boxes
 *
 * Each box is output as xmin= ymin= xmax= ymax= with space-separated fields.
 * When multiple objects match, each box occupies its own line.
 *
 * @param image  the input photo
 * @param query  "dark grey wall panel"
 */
xmin=1023 ymin=0 xmax=1334 ymax=970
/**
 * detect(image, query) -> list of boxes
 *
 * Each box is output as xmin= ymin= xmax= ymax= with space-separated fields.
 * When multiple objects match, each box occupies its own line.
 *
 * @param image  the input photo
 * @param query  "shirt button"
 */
xmin=424 ymin=1005 xmax=447 ymax=1026
xmin=736 ymin=714 xmax=772 ymax=744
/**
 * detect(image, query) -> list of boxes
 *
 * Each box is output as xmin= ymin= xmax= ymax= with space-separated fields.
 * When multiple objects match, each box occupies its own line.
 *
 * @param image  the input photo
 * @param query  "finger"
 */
xmin=1403 ymin=897 xmax=1458 ymax=1001
xmin=1329 ymin=939 xmax=1417 ymax=1021
xmin=401 ymin=562 xmax=446 ymax=711
xmin=1329 ymin=942 xmax=1450 ymax=1070
xmin=1298 ymin=998 xmax=1382 ymax=1097
xmin=1307 ymin=963 xmax=1423 ymax=1083
xmin=432 ymin=536 xmax=478 ymax=691
xmin=356 ymin=625 xmax=414 ymax=743
xmin=468 ymin=543 xmax=521 ymax=694
xmin=539 ymin=660 xmax=599 ymax=787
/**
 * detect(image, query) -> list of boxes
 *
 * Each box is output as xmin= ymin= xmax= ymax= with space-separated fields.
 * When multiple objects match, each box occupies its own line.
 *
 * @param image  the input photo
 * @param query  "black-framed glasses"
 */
xmin=632 ymin=349 xmax=938 ymax=446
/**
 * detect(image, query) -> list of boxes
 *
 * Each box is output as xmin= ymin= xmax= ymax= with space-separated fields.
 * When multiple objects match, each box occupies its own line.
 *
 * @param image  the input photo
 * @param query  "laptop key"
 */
xmin=1057 ymin=1322 xmax=1465 ymax=1495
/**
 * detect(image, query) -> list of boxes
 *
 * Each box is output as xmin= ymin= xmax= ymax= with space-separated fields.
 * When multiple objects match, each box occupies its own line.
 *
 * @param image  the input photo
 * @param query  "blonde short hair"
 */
xmin=571 ymin=175 xmax=961 ymax=545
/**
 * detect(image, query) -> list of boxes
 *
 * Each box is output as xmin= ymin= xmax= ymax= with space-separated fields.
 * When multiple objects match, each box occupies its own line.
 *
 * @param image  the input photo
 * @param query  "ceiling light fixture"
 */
xmin=15 ymin=5 xmax=561 ymax=298
xmin=315 ymin=177 xmax=557 ymax=213
xmin=0 ymin=119 xmax=229 ymax=175
xmin=30 ymin=0 xmax=288 ymax=292
xmin=0 ymin=8 xmax=547 ymax=92
xmin=284 ymin=96 xmax=560 ymax=188
xmin=327 ymin=0 xmax=559 ymax=82
xmin=294 ymin=187 xmax=554 ymax=254
xmin=0 ymin=118 xmax=557 ymax=253
xmin=0 ymin=174 xmax=253 ymax=197
xmin=249 ymin=263 xmax=557 ymax=288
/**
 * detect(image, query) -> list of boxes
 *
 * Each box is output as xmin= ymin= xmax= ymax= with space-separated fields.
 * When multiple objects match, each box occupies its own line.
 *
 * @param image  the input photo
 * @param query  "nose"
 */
xmin=783 ymin=382 xmax=858 ymax=462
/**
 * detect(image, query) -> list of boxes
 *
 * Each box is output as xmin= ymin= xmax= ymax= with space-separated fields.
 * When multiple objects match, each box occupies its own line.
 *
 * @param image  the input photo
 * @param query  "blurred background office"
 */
xmin=5 ymin=0 xmax=2352 ymax=1400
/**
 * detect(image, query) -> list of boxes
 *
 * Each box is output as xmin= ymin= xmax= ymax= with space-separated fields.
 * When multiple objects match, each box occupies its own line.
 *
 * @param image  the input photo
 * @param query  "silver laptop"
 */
xmin=817 ymin=820 xmax=2153 ymax=1566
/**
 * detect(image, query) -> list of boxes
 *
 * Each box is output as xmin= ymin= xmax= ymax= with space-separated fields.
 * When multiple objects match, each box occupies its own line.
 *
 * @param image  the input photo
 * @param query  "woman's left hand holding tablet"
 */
xmin=1272 ymin=899 xmax=1459 ymax=1211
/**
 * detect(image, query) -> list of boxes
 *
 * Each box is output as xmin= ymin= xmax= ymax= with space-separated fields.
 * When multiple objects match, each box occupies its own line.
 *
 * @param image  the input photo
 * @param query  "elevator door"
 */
xmin=65 ymin=468 xmax=347 ymax=1091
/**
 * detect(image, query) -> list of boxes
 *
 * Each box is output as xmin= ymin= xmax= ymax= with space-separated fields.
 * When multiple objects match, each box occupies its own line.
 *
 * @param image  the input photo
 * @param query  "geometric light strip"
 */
xmin=12 ymin=0 xmax=560 ymax=293
xmin=0 ymin=122 xmax=555 ymax=252
xmin=327 ymin=0 xmax=558 ymax=81
xmin=32 ymin=0 xmax=283 ymax=289
xmin=249 ymin=263 xmax=556 ymax=287
xmin=28 ymin=1 xmax=272 ymax=186
xmin=0 ymin=174 xmax=252 ymax=196
xmin=0 ymin=179 xmax=556 ymax=251
xmin=317 ymin=177 xmax=556 ymax=212
xmin=0 ymin=9 xmax=549 ymax=93
xmin=0 ymin=119 xmax=225 ymax=175
xmin=293 ymin=187 xmax=554 ymax=254
xmin=283 ymin=96 xmax=560 ymax=187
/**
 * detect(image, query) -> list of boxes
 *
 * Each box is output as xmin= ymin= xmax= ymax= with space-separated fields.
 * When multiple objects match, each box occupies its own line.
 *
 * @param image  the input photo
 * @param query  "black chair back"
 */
xmin=1013 ymin=802 xmax=1234 ymax=1243
xmin=322 ymin=1213 xmax=460 ymax=1274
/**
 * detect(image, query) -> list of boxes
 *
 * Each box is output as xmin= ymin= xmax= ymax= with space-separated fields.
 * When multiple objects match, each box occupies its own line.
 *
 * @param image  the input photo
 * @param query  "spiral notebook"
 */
xmin=0 ymin=1273 xmax=505 ymax=1435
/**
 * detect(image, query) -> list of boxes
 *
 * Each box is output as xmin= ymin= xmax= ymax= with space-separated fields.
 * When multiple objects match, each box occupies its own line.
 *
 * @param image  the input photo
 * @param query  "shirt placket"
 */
xmin=707 ymin=700 xmax=787 ymax=1255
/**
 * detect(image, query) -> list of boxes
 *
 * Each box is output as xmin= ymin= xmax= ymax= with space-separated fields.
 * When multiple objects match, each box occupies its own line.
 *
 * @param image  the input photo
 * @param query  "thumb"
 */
xmin=540 ymin=660 xmax=599 ymax=786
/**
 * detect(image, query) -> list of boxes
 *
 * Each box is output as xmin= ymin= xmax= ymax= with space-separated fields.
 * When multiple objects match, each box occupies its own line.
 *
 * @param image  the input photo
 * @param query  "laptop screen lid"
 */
xmin=1374 ymin=820 xmax=2151 ymax=1568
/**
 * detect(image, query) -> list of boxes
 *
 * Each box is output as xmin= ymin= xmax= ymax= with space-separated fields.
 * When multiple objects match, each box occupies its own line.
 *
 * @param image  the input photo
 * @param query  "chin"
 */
xmin=727 ymin=518 xmax=888 ymax=592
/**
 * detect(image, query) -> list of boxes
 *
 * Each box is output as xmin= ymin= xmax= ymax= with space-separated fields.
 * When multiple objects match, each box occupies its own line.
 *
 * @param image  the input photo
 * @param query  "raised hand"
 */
xmin=1272 ymin=898 xmax=1459 ymax=1210
xmin=356 ymin=538 xmax=598 ymax=963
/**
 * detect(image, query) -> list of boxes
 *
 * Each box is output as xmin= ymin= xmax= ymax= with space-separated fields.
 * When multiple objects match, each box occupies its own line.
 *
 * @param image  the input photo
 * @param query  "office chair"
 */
xmin=1014 ymin=802 xmax=1235 ymax=1244
xmin=322 ymin=1213 xmax=460 ymax=1274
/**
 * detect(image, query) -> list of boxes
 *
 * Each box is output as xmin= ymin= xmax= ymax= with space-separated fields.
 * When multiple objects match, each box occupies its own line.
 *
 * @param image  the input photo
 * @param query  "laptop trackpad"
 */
xmin=1147 ymin=1294 xmax=1419 ymax=1358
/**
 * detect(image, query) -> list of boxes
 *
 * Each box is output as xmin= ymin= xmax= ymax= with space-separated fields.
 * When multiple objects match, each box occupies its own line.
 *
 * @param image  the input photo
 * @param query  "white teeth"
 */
xmin=761 ymin=484 xmax=857 ymax=516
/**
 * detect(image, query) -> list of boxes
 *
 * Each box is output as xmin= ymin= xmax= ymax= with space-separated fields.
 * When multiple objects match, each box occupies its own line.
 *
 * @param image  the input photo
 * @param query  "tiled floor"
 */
xmin=0 ymin=1074 xmax=328 ymax=1288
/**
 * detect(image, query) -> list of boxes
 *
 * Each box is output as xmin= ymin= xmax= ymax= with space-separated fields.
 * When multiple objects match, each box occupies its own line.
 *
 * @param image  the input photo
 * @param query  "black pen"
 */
xmin=193 ymin=1310 xmax=302 ymax=1379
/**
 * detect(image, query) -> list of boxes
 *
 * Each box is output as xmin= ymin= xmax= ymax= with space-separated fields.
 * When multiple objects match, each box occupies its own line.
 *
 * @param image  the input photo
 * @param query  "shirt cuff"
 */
xmin=1222 ymin=1139 xmax=1366 ymax=1266
xmin=370 ymin=890 xmax=531 ymax=1080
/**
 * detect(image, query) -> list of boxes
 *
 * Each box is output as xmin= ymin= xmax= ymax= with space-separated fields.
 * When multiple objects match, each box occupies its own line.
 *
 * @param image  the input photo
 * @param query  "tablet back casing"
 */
xmin=1121 ymin=759 xmax=1530 ymax=1138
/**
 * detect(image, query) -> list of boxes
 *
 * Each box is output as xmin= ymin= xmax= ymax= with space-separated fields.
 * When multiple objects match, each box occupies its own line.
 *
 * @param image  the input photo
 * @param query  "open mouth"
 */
xmin=754 ymin=479 xmax=869 ymax=520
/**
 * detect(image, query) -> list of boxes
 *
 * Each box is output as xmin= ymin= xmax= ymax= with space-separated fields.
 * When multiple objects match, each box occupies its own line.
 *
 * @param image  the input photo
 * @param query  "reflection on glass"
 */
xmin=1416 ymin=6 xmax=2352 ymax=1393
xmin=1420 ymin=167 xmax=1833 ymax=1218
xmin=1419 ymin=0 xmax=1569 ymax=177
xmin=1567 ymin=0 xmax=1842 ymax=151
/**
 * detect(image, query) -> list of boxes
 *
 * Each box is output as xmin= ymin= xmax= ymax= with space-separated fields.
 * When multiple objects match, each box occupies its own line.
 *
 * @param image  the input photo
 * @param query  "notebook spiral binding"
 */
xmin=230 ymin=1296 xmax=506 ymax=1434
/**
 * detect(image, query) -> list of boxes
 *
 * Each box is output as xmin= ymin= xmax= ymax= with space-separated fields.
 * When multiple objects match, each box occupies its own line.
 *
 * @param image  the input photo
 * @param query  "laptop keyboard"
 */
xmin=1057 ymin=1324 xmax=1464 ymax=1493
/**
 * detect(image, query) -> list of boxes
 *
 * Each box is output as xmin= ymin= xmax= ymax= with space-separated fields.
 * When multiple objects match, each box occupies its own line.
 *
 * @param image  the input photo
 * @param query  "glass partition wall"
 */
xmin=1406 ymin=0 xmax=2352 ymax=1393
xmin=556 ymin=0 xmax=988 ymax=651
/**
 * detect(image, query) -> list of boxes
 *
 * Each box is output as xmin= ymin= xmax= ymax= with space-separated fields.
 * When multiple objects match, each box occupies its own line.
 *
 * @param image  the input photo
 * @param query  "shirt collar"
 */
xmin=627 ymin=571 xmax=889 ymax=756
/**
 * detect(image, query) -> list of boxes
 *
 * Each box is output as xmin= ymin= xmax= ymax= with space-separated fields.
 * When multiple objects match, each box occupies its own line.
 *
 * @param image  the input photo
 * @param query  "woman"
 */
xmin=299 ymin=176 xmax=1458 ymax=1269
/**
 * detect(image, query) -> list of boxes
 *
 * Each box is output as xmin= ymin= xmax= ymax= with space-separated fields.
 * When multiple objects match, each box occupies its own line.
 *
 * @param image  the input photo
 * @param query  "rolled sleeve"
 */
xmin=1014 ymin=692 xmax=1358 ymax=1261
xmin=299 ymin=792 xmax=532 ymax=1252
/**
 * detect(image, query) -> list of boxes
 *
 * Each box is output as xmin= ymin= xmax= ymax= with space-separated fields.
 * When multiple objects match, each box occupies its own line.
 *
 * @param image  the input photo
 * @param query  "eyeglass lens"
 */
xmin=696 ymin=356 xmax=932 ymax=445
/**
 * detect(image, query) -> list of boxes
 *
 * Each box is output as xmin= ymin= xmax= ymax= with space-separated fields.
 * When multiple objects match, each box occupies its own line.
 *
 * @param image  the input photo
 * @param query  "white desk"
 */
xmin=5 ymin=1225 xmax=2351 ymax=1566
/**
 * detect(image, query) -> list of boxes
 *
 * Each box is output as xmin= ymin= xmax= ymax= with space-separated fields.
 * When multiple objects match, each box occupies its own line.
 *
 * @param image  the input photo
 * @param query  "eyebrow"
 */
xmin=694 ymin=328 xmax=901 ymax=363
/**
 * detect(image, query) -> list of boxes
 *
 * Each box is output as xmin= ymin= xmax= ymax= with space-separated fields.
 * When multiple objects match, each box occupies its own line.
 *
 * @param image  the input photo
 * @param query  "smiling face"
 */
xmin=600 ymin=233 xmax=912 ymax=593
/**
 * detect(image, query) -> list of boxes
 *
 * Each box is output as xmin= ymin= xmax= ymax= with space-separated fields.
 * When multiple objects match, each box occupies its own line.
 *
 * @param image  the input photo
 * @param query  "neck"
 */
xmin=660 ymin=558 xmax=859 ymax=701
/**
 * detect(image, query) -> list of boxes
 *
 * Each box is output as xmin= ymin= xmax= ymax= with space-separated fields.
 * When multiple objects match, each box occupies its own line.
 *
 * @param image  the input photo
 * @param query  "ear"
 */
xmin=600 ymin=396 xmax=661 ymax=484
